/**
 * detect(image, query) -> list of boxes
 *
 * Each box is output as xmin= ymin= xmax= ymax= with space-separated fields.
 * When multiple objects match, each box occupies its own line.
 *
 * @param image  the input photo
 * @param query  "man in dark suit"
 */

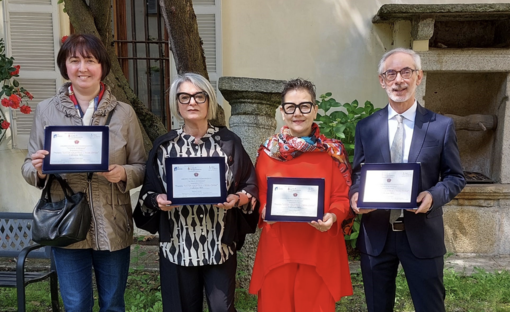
xmin=349 ymin=48 xmax=466 ymax=312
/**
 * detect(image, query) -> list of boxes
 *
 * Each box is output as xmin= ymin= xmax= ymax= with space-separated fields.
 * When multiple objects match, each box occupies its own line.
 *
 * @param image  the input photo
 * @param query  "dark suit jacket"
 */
xmin=349 ymin=104 xmax=466 ymax=259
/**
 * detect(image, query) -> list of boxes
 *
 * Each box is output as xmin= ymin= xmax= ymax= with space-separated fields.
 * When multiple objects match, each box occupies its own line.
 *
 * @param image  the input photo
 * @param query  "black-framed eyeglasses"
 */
xmin=381 ymin=67 xmax=417 ymax=81
xmin=282 ymin=102 xmax=315 ymax=114
xmin=177 ymin=92 xmax=208 ymax=104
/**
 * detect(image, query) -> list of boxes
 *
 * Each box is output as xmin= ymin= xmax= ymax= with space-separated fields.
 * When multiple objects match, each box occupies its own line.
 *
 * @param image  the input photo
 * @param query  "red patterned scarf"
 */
xmin=258 ymin=123 xmax=355 ymax=235
xmin=259 ymin=123 xmax=352 ymax=186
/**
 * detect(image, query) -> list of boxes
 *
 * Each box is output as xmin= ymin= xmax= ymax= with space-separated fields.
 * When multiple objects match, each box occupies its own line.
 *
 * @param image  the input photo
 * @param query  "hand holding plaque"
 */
xmin=42 ymin=125 xmax=110 ymax=174
xmin=165 ymin=156 xmax=227 ymax=206
xmin=357 ymin=163 xmax=421 ymax=209
xmin=265 ymin=177 xmax=325 ymax=222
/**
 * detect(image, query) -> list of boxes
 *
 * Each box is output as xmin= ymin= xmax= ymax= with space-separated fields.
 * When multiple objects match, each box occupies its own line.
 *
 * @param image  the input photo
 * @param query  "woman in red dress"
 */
xmin=249 ymin=78 xmax=353 ymax=312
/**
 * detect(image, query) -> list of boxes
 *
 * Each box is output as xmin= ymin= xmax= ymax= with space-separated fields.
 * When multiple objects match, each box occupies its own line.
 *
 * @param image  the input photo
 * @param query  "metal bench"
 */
xmin=0 ymin=212 xmax=59 ymax=312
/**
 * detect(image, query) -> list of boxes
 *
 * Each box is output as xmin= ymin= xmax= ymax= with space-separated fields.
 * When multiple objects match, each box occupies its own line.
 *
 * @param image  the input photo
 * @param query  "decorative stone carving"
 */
xmin=219 ymin=76 xmax=285 ymax=162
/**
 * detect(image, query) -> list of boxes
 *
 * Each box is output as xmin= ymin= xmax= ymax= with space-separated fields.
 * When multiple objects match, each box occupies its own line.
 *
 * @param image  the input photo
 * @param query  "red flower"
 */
xmin=61 ymin=36 xmax=69 ymax=44
xmin=10 ymin=65 xmax=20 ymax=76
xmin=1 ymin=120 xmax=10 ymax=129
xmin=24 ymin=91 xmax=34 ymax=100
xmin=1 ymin=98 xmax=9 ymax=108
xmin=20 ymin=105 xmax=32 ymax=114
xmin=8 ymin=94 xmax=21 ymax=109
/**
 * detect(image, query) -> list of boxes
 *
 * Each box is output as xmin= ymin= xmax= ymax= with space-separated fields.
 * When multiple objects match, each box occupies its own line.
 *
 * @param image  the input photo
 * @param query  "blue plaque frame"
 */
xmin=42 ymin=125 xmax=110 ymax=174
xmin=266 ymin=177 xmax=325 ymax=222
xmin=357 ymin=163 xmax=421 ymax=209
xmin=165 ymin=156 xmax=227 ymax=206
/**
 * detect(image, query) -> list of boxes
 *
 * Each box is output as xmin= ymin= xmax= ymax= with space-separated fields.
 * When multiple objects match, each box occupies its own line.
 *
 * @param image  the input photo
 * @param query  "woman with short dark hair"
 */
xmin=22 ymin=34 xmax=146 ymax=311
xmin=249 ymin=78 xmax=353 ymax=311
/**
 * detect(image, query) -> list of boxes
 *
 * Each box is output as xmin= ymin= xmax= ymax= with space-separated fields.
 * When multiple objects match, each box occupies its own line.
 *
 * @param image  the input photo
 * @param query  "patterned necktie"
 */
xmin=390 ymin=115 xmax=404 ymax=224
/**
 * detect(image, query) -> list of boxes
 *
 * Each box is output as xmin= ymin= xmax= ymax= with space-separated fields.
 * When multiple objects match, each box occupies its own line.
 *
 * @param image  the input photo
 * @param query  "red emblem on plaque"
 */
xmin=387 ymin=179 xmax=391 ymax=182
xmin=74 ymin=140 xmax=79 ymax=144
xmin=194 ymin=173 xmax=199 ymax=177
xmin=293 ymin=193 xmax=298 ymax=197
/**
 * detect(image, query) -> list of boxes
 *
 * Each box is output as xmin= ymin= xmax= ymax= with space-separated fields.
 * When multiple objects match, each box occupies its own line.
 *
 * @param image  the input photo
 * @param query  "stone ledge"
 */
xmin=455 ymin=183 xmax=510 ymax=200
xmin=420 ymin=49 xmax=510 ymax=72
xmin=218 ymin=77 xmax=286 ymax=94
xmin=373 ymin=4 xmax=510 ymax=23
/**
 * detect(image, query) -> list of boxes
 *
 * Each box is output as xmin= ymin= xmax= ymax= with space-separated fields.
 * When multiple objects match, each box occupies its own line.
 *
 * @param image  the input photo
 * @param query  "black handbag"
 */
xmin=32 ymin=173 xmax=92 ymax=247
xmin=133 ymin=203 xmax=160 ymax=234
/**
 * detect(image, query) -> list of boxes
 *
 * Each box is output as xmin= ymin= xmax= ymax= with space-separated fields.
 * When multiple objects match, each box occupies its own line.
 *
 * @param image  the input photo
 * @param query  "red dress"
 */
xmin=249 ymin=151 xmax=353 ymax=302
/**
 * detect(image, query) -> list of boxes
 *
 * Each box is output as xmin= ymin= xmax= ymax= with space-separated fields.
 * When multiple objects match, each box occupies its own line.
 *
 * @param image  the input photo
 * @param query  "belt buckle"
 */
xmin=392 ymin=220 xmax=404 ymax=232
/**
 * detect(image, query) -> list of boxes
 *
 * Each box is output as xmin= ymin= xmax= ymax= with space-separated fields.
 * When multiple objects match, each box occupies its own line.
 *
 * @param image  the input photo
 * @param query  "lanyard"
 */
xmin=68 ymin=82 xmax=106 ymax=118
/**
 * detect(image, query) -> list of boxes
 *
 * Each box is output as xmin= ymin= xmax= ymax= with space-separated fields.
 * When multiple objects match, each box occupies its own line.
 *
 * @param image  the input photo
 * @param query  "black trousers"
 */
xmin=360 ymin=230 xmax=445 ymax=312
xmin=159 ymin=250 xmax=237 ymax=312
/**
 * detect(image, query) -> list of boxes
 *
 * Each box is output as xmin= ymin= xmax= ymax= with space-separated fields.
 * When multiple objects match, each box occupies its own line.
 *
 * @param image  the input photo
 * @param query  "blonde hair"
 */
xmin=169 ymin=73 xmax=218 ymax=122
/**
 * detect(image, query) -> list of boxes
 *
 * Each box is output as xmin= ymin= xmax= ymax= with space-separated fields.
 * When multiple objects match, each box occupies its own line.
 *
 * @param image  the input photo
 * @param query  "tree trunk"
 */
xmin=159 ymin=0 xmax=208 ymax=78
xmin=159 ymin=0 xmax=225 ymax=126
xmin=63 ymin=0 xmax=167 ymax=152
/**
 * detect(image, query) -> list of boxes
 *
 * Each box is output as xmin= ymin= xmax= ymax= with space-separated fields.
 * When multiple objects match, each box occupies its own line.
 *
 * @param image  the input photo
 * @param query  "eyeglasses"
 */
xmin=177 ymin=92 xmax=208 ymax=104
xmin=282 ymin=102 xmax=315 ymax=114
xmin=381 ymin=67 xmax=417 ymax=81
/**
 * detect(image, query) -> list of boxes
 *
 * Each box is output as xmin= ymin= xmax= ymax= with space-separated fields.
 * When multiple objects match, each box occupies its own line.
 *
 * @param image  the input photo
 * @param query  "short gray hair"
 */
xmin=378 ymin=48 xmax=422 ymax=75
xmin=169 ymin=73 xmax=218 ymax=122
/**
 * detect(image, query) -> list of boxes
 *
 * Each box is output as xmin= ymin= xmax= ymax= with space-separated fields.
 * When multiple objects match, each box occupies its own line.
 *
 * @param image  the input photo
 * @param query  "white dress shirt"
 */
xmin=388 ymin=101 xmax=417 ymax=163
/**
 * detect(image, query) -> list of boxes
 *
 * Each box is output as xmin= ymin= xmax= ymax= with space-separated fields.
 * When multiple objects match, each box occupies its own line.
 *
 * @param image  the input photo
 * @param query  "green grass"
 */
xmin=2 ymin=267 xmax=510 ymax=311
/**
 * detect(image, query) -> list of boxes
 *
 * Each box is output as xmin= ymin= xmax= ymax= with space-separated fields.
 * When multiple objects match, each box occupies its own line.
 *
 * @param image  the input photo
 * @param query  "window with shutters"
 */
xmin=1 ymin=0 xmax=62 ymax=149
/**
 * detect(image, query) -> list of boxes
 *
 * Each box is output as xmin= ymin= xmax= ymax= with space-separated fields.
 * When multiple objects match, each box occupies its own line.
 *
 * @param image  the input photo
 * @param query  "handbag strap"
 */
xmin=105 ymin=108 xmax=114 ymax=126
xmin=53 ymin=174 xmax=77 ymax=198
xmin=44 ymin=171 xmax=92 ymax=202
xmin=42 ymin=174 xmax=56 ymax=202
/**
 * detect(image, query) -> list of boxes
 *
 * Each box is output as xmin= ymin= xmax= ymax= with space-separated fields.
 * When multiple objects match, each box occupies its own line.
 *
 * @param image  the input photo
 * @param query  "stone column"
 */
xmin=218 ymin=77 xmax=285 ymax=290
xmin=218 ymin=76 xmax=285 ymax=162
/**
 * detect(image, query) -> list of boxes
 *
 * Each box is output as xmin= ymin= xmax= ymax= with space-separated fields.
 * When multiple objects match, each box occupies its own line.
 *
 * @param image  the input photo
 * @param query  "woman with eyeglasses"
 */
xmin=134 ymin=72 xmax=258 ymax=312
xmin=248 ymin=78 xmax=353 ymax=311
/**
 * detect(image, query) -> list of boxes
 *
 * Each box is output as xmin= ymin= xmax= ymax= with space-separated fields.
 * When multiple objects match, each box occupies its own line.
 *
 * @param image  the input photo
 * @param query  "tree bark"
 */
xmin=159 ymin=0 xmax=225 ymax=126
xmin=63 ymin=0 xmax=167 ymax=152
xmin=159 ymin=0 xmax=208 ymax=78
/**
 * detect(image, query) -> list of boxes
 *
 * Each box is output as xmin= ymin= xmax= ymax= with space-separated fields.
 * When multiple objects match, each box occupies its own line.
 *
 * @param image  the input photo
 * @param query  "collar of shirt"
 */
xmin=387 ymin=100 xmax=417 ymax=123
xmin=387 ymin=101 xmax=417 ymax=163
xmin=178 ymin=123 xmax=217 ymax=144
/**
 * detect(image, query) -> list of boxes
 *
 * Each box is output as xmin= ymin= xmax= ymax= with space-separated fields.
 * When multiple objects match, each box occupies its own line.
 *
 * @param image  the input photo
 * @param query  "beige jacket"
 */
xmin=22 ymin=83 xmax=146 ymax=251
